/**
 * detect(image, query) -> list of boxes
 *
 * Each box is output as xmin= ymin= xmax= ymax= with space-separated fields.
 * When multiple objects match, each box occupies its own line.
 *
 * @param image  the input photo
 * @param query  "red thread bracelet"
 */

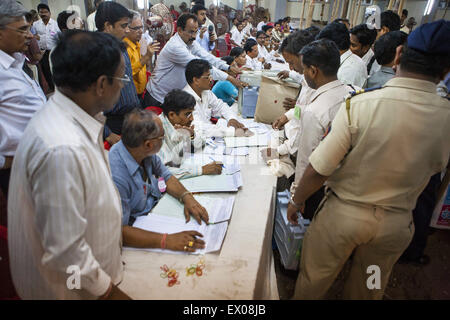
xmin=161 ymin=233 xmax=167 ymax=249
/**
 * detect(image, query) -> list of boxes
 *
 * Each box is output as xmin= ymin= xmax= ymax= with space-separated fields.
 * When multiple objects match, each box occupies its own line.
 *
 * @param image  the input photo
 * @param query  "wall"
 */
xmin=286 ymin=1 xmax=331 ymax=22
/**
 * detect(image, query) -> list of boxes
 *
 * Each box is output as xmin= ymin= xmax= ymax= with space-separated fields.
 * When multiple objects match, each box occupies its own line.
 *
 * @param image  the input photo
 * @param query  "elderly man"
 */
xmin=109 ymin=109 xmax=208 ymax=252
xmin=287 ymin=20 xmax=450 ymax=300
xmin=0 ymin=0 xmax=46 ymax=199
xmin=96 ymin=1 xmax=139 ymax=141
xmin=0 ymin=0 xmax=46 ymax=299
xmin=8 ymin=30 xmax=131 ymax=300
xmin=146 ymin=13 xmax=245 ymax=107
xmin=33 ymin=3 xmax=60 ymax=92
xmin=124 ymin=11 xmax=159 ymax=107
xmin=183 ymin=59 xmax=251 ymax=138
xmin=158 ymin=89 xmax=222 ymax=179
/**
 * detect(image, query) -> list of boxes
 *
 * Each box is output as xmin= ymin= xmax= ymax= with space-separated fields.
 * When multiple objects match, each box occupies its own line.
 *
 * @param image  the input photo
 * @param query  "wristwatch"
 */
xmin=289 ymin=194 xmax=303 ymax=210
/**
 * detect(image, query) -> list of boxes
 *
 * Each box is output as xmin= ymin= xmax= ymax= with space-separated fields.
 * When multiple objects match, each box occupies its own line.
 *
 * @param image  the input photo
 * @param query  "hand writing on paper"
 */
xmin=183 ymin=195 xmax=209 ymax=225
xmin=167 ymin=231 xmax=205 ymax=252
xmin=202 ymin=161 xmax=223 ymax=175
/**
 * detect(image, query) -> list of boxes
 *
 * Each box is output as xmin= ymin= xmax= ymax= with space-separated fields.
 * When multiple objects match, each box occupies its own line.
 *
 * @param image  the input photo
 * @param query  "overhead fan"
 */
xmin=214 ymin=14 xmax=229 ymax=37
xmin=146 ymin=3 xmax=174 ymax=51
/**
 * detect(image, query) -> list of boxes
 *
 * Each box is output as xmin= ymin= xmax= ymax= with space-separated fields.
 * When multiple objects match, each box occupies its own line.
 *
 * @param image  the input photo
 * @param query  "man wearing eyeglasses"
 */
xmin=0 ymin=0 xmax=46 ymax=199
xmin=109 ymin=109 xmax=209 ymax=252
xmin=96 ymin=1 xmax=140 ymax=142
xmin=124 ymin=11 xmax=160 ymax=107
xmin=157 ymin=89 xmax=222 ymax=179
xmin=146 ymin=13 xmax=246 ymax=108
xmin=0 ymin=0 xmax=47 ymax=300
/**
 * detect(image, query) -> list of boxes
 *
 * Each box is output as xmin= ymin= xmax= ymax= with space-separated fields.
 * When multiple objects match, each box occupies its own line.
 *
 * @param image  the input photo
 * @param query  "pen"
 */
xmin=209 ymin=156 xmax=225 ymax=169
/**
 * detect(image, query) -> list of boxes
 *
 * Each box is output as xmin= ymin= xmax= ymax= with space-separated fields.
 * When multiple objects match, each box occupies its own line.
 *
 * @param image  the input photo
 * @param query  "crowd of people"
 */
xmin=0 ymin=0 xmax=449 ymax=301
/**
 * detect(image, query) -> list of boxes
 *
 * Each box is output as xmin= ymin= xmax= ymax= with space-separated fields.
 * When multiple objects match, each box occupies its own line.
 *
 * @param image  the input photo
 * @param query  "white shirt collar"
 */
xmin=340 ymin=49 xmax=353 ymax=65
xmin=0 ymin=50 xmax=25 ymax=70
xmin=51 ymin=90 xmax=103 ymax=143
xmin=183 ymin=84 xmax=203 ymax=103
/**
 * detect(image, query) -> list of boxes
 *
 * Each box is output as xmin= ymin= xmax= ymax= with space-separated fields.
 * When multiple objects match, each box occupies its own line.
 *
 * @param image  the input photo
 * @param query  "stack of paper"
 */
xmin=130 ymin=214 xmax=229 ymax=255
xmin=224 ymin=134 xmax=269 ymax=148
xmin=151 ymin=193 xmax=236 ymax=223
xmin=203 ymin=139 xmax=249 ymax=156
xmin=181 ymin=173 xmax=242 ymax=193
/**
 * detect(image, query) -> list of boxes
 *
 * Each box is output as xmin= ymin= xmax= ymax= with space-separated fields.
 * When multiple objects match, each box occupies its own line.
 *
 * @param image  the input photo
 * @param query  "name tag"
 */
xmin=294 ymin=104 xmax=301 ymax=120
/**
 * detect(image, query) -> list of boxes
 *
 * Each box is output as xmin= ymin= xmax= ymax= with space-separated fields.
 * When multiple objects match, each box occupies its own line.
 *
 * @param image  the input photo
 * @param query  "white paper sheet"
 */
xmin=128 ymin=214 xmax=229 ymax=255
xmin=150 ymin=194 xmax=236 ymax=223
xmin=224 ymin=134 xmax=269 ymax=148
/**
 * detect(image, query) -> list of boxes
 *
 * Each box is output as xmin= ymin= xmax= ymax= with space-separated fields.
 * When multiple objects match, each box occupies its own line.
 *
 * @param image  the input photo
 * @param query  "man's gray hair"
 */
xmin=122 ymin=108 xmax=160 ymax=148
xmin=129 ymin=9 xmax=141 ymax=22
xmin=0 ymin=0 xmax=28 ymax=28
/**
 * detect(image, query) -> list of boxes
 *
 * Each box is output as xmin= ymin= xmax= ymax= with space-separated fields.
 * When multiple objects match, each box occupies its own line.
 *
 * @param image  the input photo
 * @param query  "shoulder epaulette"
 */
xmin=345 ymin=86 xmax=382 ymax=126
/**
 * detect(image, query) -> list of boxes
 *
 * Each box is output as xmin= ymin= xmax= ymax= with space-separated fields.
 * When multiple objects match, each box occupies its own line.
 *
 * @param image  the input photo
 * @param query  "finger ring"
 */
xmin=184 ymin=246 xmax=188 ymax=251
xmin=188 ymin=241 xmax=194 ymax=247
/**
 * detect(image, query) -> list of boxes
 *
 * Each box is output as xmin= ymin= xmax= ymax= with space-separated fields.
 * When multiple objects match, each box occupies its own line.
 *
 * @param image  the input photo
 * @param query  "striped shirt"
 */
xmin=157 ymin=113 xmax=205 ymax=179
xmin=8 ymin=90 xmax=124 ymax=299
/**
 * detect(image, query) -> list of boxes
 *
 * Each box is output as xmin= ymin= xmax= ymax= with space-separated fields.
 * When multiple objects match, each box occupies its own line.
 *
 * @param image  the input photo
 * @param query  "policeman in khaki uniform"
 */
xmin=287 ymin=20 xmax=450 ymax=299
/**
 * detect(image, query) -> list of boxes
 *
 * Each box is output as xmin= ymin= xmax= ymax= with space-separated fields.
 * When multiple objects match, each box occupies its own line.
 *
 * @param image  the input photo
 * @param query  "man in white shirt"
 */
xmin=8 ymin=30 xmax=131 ymax=299
xmin=256 ymin=31 xmax=272 ymax=65
xmin=291 ymin=39 xmax=352 ymax=219
xmin=183 ymin=59 xmax=252 ymax=138
xmin=262 ymin=30 xmax=316 ymax=161
xmin=146 ymin=13 xmax=244 ymax=106
xmin=33 ymin=3 xmax=60 ymax=92
xmin=87 ymin=0 xmax=103 ymax=32
xmin=242 ymin=17 xmax=252 ymax=37
xmin=0 ymin=0 xmax=46 ymax=199
xmin=349 ymin=24 xmax=377 ymax=67
xmin=230 ymin=21 xmax=245 ymax=48
xmin=317 ymin=22 xmax=367 ymax=89
xmin=243 ymin=39 xmax=263 ymax=71
xmin=257 ymin=16 xmax=268 ymax=31
xmin=158 ymin=89 xmax=222 ymax=179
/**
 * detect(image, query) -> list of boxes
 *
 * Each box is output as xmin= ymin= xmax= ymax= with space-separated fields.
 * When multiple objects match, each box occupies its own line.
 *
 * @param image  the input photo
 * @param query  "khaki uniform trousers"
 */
xmin=294 ymin=191 xmax=414 ymax=300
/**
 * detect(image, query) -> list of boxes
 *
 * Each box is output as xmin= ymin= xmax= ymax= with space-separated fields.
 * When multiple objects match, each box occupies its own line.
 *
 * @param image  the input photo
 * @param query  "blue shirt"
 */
xmin=212 ymin=80 xmax=238 ymax=106
xmin=109 ymin=140 xmax=173 ymax=226
xmin=104 ymin=49 xmax=140 ymax=117
xmin=196 ymin=28 xmax=215 ymax=52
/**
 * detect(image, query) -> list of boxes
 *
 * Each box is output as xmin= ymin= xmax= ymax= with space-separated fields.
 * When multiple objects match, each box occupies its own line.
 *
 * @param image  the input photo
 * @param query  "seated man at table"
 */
xmin=182 ymin=59 xmax=253 ymax=138
xmin=109 ymin=109 xmax=208 ymax=252
xmin=244 ymin=39 xmax=269 ymax=71
xmin=158 ymin=89 xmax=222 ymax=179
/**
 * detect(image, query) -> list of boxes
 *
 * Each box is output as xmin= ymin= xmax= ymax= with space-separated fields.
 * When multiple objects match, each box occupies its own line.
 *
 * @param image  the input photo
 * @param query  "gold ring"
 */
xmin=184 ymin=246 xmax=188 ymax=251
xmin=188 ymin=241 xmax=194 ymax=247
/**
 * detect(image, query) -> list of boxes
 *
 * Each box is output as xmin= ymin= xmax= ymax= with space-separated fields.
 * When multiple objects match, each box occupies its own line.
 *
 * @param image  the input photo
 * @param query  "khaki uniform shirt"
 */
xmin=292 ymin=80 xmax=352 ymax=192
xmin=309 ymin=77 xmax=450 ymax=212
